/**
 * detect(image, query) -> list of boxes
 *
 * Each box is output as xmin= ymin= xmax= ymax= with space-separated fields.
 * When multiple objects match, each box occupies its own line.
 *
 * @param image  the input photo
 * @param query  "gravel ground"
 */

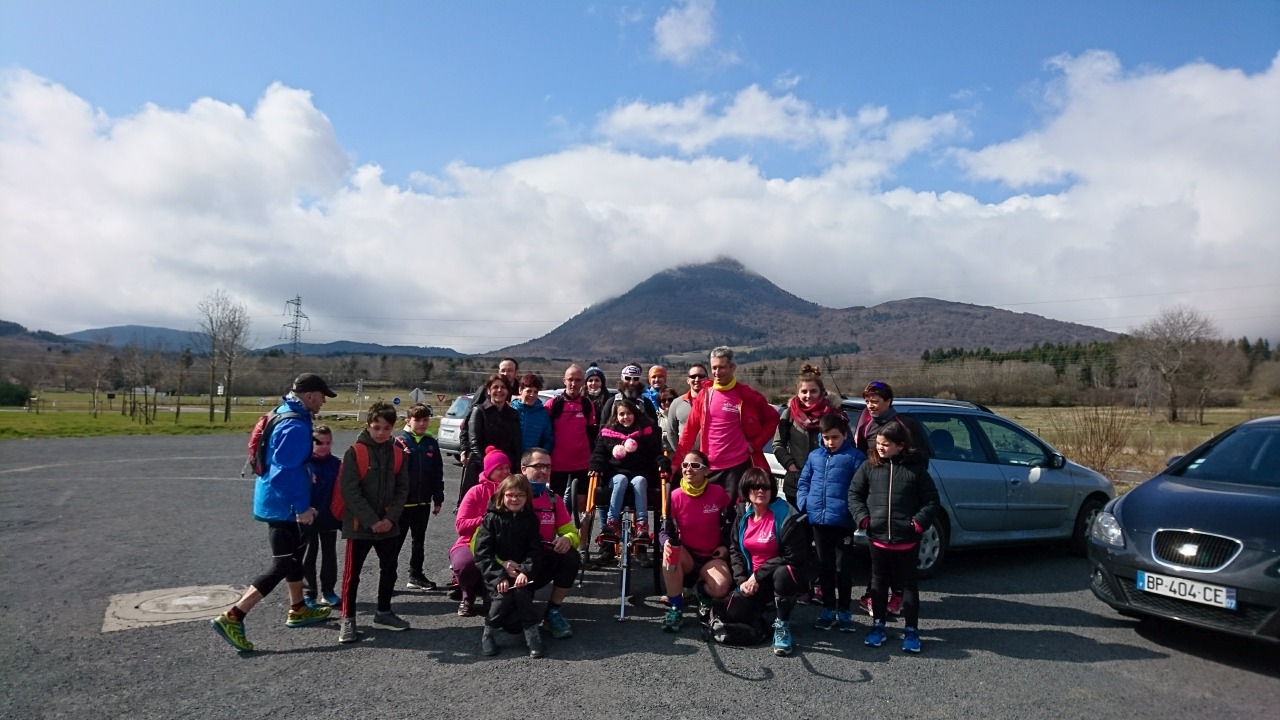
xmin=1 ymin=433 xmax=1276 ymax=719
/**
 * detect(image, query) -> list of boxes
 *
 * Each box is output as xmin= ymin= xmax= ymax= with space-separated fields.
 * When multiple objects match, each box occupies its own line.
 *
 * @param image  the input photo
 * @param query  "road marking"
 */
xmin=0 ymin=456 xmax=240 ymax=475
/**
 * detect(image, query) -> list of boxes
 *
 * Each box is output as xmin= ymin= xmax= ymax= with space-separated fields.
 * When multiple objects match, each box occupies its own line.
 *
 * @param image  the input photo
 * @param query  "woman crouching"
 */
xmin=727 ymin=468 xmax=814 ymax=656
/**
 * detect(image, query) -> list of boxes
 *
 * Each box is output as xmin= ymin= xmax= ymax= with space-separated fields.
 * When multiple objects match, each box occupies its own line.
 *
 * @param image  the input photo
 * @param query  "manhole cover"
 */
xmin=103 ymin=585 xmax=243 ymax=632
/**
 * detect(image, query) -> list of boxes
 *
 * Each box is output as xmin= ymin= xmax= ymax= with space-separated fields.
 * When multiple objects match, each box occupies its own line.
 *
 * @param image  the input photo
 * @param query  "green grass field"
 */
xmin=0 ymin=389 xmax=442 ymax=439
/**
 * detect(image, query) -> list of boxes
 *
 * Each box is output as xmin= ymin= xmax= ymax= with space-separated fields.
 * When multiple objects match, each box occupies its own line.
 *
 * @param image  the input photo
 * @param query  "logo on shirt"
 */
xmin=720 ymin=400 xmax=742 ymax=414
xmin=702 ymin=503 xmax=722 ymax=514
xmin=756 ymin=525 xmax=775 ymax=543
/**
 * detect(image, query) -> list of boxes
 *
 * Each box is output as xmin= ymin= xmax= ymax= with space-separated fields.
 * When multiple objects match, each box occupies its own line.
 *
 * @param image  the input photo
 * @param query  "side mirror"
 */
xmin=1048 ymin=453 xmax=1067 ymax=470
xmin=1165 ymin=455 xmax=1183 ymax=468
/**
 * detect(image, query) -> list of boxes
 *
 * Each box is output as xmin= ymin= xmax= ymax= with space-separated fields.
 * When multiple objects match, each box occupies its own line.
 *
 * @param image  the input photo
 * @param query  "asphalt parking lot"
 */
xmin=1 ymin=433 xmax=1276 ymax=719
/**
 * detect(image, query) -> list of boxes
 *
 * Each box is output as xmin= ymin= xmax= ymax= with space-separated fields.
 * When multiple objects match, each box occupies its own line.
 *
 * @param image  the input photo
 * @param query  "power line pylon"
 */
xmin=281 ymin=295 xmax=309 ymax=372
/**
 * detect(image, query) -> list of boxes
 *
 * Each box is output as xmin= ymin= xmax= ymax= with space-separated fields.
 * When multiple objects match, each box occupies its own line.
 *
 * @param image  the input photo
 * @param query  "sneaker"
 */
xmin=406 ymin=574 xmax=437 ymax=591
xmin=902 ymin=626 xmax=922 ymax=653
xmin=772 ymin=619 xmax=793 ymax=657
xmin=887 ymin=593 xmax=904 ymax=618
xmin=634 ymin=521 xmax=650 ymax=541
xmin=524 ymin=625 xmax=544 ymax=658
xmin=695 ymin=591 xmax=713 ymax=623
xmin=795 ymin=591 xmax=815 ymax=606
xmin=303 ymin=596 xmax=323 ymax=610
xmin=542 ymin=607 xmax=574 ymax=639
xmin=859 ymin=594 xmax=874 ymax=616
xmin=285 ymin=604 xmax=332 ymax=628
xmin=660 ymin=606 xmax=685 ymax=633
xmin=337 ymin=617 xmax=358 ymax=644
xmin=373 ymin=610 xmax=410 ymax=631
xmin=864 ymin=620 xmax=886 ymax=648
xmin=481 ymin=625 xmax=498 ymax=656
xmin=457 ymin=599 xmax=478 ymax=617
xmin=814 ymin=609 xmax=838 ymax=630
xmin=210 ymin=612 xmax=253 ymax=652
xmin=322 ymin=592 xmax=341 ymax=607
xmin=837 ymin=611 xmax=856 ymax=633
xmin=634 ymin=546 xmax=653 ymax=568
xmin=590 ymin=544 xmax=616 ymax=568
xmin=602 ymin=519 xmax=620 ymax=540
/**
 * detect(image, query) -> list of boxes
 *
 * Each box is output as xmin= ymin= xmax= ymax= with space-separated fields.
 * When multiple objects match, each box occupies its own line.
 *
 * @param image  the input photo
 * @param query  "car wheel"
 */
xmin=917 ymin=517 xmax=949 ymax=578
xmin=1069 ymin=496 xmax=1105 ymax=557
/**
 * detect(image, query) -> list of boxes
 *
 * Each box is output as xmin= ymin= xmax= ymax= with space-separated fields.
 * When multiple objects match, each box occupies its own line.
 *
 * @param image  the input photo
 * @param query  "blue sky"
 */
xmin=2 ymin=1 xmax=1278 ymax=352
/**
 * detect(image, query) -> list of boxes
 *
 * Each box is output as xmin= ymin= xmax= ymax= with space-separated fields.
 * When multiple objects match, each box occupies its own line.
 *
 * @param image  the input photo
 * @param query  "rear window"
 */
xmin=445 ymin=395 xmax=473 ymax=418
xmin=1173 ymin=425 xmax=1280 ymax=487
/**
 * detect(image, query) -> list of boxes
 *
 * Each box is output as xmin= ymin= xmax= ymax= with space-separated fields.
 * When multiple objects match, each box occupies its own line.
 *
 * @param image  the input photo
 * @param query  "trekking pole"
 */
xmin=617 ymin=513 xmax=631 ymax=622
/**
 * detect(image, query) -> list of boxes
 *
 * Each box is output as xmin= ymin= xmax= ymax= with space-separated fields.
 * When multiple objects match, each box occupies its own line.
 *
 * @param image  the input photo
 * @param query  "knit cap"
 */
xmin=482 ymin=446 xmax=511 ymax=478
xmin=585 ymin=364 xmax=606 ymax=383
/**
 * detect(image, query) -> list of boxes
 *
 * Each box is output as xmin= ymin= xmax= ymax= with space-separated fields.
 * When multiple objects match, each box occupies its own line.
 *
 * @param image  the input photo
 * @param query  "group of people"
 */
xmin=213 ymin=354 xmax=941 ymax=659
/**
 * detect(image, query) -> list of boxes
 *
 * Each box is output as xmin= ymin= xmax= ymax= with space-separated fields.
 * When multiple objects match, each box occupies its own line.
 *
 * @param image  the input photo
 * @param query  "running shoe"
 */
xmin=303 ymin=596 xmax=323 ymax=610
xmin=886 ymin=593 xmax=904 ymax=618
xmin=210 ymin=612 xmax=253 ymax=652
xmin=322 ymin=592 xmax=341 ymax=607
xmin=837 ymin=611 xmax=856 ymax=633
xmin=902 ymin=626 xmax=922 ymax=653
xmin=337 ymin=617 xmax=358 ymax=644
xmin=372 ymin=611 xmax=410 ymax=631
xmin=814 ymin=609 xmax=838 ymax=630
xmin=864 ymin=620 xmax=887 ymax=648
xmin=772 ymin=619 xmax=793 ymax=657
xmin=660 ymin=606 xmax=685 ymax=633
xmin=542 ymin=607 xmax=574 ymax=639
xmin=634 ymin=521 xmax=650 ymax=542
xmin=285 ymin=604 xmax=332 ymax=628
xmin=858 ymin=594 xmax=874 ymax=616
xmin=524 ymin=626 xmax=544 ymax=658
xmin=406 ymin=574 xmax=437 ymax=591
xmin=457 ymin=599 xmax=478 ymax=617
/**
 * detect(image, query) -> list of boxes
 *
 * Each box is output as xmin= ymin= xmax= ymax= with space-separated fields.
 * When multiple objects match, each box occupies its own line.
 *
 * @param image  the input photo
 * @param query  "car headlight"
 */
xmin=1091 ymin=511 xmax=1125 ymax=548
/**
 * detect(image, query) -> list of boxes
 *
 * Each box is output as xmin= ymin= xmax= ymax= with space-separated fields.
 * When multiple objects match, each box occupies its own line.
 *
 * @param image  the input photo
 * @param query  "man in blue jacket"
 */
xmin=211 ymin=373 xmax=338 ymax=652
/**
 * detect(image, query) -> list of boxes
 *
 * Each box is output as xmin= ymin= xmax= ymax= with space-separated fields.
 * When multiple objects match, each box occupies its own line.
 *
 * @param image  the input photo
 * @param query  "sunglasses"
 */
xmin=687 ymin=374 xmax=707 ymax=380
xmin=680 ymin=462 xmax=705 ymax=470
xmin=622 ymin=376 xmax=642 ymax=382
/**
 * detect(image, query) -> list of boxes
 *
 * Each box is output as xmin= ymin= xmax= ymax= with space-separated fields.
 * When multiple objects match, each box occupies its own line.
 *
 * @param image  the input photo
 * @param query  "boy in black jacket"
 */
xmin=395 ymin=403 xmax=445 ymax=591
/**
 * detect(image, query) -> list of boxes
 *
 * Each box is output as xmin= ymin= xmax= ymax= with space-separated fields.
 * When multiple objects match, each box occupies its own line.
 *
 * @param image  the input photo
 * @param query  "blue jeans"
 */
xmin=605 ymin=473 xmax=648 ymax=523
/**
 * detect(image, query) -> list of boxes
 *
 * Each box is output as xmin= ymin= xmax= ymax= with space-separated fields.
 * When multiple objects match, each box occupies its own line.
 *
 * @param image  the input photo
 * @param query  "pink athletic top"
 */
xmin=742 ymin=508 xmax=779 ymax=571
xmin=451 ymin=478 xmax=498 ymax=552
xmin=705 ymin=386 xmax=751 ymax=470
xmin=670 ymin=484 xmax=731 ymax=558
xmin=550 ymin=394 xmax=592 ymax=472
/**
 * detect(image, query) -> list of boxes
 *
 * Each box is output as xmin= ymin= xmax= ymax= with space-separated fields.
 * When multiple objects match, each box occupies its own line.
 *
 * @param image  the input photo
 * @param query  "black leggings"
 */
xmin=301 ymin=528 xmax=337 ymax=598
xmin=725 ymin=564 xmax=806 ymax=623
xmin=340 ymin=536 xmax=401 ymax=617
xmin=869 ymin=545 xmax=920 ymax=627
xmin=812 ymin=525 xmax=855 ymax=612
xmin=251 ymin=521 xmax=305 ymax=597
xmin=532 ymin=548 xmax=582 ymax=590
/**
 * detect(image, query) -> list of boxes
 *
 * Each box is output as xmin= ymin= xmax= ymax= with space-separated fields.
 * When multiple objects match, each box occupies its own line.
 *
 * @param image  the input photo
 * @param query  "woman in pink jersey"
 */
xmin=727 ymin=468 xmax=814 ymax=657
xmin=657 ymin=450 xmax=733 ymax=633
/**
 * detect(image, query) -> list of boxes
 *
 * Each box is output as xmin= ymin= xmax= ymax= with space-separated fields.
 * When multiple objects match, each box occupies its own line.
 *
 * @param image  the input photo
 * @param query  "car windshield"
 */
xmin=1171 ymin=425 xmax=1280 ymax=487
xmin=445 ymin=396 xmax=472 ymax=418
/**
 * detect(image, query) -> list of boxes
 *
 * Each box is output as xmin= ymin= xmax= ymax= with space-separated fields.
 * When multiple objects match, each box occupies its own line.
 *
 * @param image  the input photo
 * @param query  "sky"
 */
xmin=1 ymin=0 xmax=1278 ymax=354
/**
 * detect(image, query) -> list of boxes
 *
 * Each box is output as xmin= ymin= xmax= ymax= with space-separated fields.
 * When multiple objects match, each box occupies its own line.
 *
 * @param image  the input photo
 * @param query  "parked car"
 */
xmin=840 ymin=397 xmax=1115 ymax=577
xmin=437 ymin=394 xmax=473 ymax=464
xmin=1087 ymin=415 xmax=1280 ymax=643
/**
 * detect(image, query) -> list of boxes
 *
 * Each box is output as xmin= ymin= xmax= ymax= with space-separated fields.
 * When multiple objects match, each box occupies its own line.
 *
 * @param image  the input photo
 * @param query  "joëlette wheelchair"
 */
xmin=569 ymin=469 xmax=671 ymax=621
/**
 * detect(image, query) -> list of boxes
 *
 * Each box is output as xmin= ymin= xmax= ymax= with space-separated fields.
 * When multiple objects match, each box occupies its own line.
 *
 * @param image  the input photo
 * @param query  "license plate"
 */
xmin=440 ymin=428 xmax=456 ymax=440
xmin=1136 ymin=570 xmax=1237 ymax=610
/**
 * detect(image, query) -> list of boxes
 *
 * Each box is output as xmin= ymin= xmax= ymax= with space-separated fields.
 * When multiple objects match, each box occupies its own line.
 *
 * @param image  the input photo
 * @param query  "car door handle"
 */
xmin=1009 ymin=478 xmax=1022 ymax=485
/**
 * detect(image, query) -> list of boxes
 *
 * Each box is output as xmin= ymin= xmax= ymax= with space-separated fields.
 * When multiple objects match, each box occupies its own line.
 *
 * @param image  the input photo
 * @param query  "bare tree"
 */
xmin=1185 ymin=341 xmax=1249 ymax=424
xmin=197 ymin=289 xmax=253 ymax=423
xmin=174 ymin=348 xmax=194 ymax=423
xmin=78 ymin=336 xmax=115 ymax=418
xmin=1126 ymin=306 xmax=1218 ymax=422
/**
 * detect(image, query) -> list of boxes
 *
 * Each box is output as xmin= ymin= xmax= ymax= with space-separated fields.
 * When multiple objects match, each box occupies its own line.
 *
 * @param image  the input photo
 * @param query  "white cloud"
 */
xmin=2 ymin=52 xmax=1277 ymax=353
xmin=653 ymin=0 xmax=717 ymax=65
xmin=598 ymin=84 xmax=960 ymax=172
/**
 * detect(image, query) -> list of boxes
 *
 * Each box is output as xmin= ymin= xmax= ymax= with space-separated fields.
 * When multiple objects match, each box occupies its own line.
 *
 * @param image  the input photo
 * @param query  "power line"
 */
xmin=281 ymin=295 xmax=310 ymax=372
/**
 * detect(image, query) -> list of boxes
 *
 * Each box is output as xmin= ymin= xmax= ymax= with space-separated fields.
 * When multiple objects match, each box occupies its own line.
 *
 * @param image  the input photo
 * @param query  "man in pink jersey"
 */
xmin=675 ymin=347 xmax=779 ymax=507
xmin=521 ymin=447 xmax=581 ymax=640
xmin=658 ymin=450 xmax=733 ymax=633
xmin=547 ymin=364 xmax=597 ymax=508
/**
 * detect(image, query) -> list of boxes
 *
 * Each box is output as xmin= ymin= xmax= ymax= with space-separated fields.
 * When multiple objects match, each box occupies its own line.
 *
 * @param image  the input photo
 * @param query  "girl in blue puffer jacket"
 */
xmin=796 ymin=413 xmax=866 ymax=632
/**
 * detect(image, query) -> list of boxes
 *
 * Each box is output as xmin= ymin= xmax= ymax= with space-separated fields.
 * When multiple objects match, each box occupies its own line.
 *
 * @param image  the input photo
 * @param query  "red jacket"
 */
xmin=675 ymin=381 xmax=779 ymax=472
